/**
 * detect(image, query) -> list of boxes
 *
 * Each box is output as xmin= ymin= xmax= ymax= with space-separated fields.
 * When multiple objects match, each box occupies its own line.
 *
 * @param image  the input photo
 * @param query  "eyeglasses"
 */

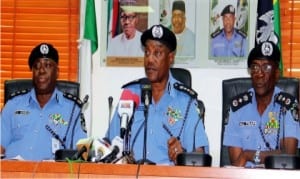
xmin=120 ymin=15 xmax=136 ymax=22
xmin=249 ymin=63 xmax=273 ymax=74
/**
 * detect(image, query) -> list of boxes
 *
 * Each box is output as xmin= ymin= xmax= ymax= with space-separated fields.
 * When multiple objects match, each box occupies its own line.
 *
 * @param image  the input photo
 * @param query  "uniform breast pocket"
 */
xmin=241 ymin=126 xmax=258 ymax=150
xmin=11 ymin=117 xmax=32 ymax=140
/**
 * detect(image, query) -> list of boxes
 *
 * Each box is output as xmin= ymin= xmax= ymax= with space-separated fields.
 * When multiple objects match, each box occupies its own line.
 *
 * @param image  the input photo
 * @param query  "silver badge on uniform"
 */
xmin=152 ymin=26 xmax=163 ymax=39
xmin=40 ymin=44 xmax=49 ymax=55
xmin=261 ymin=41 xmax=273 ymax=56
xmin=229 ymin=5 xmax=234 ymax=13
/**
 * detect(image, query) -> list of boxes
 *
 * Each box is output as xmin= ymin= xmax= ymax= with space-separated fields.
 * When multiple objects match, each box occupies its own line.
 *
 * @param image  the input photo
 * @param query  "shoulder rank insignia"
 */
xmin=231 ymin=91 xmax=253 ymax=112
xmin=275 ymin=92 xmax=299 ymax=121
xmin=121 ymin=78 xmax=144 ymax=89
xmin=173 ymin=82 xmax=198 ymax=99
xmin=8 ymin=89 xmax=30 ymax=100
xmin=211 ymin=29 xmax=222 ymax=38
xmin=63 ymin=92 xmax=84 ymax=108
xmin=236 ymin=29 xmax=247 ymax=38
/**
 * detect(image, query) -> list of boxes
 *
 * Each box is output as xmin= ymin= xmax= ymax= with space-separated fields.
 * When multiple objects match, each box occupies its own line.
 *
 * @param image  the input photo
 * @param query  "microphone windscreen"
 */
xmin=111 ymin=136 xmax=124 ymax=159
xmin=76 ymin=138 xmax=93 ymax=161
xmin=140 ymin=78 xmax=152 ymax=106
xmin=108 ymin=96 xmax=113 ymax=105
xmin=120 ymin=89 xmax=140 ymax=107
xmin=91 ymin=138 xmax=112 ymax=162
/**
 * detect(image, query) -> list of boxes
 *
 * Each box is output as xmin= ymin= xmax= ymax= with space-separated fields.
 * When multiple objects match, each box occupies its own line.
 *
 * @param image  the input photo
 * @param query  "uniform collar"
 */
xmin=27 ymin=88 xmax=61 ymax=106
xmin=249 ymin=86 xmax=282 ymax=105
xmin=221 ymin=28 xmax=238 ymax=38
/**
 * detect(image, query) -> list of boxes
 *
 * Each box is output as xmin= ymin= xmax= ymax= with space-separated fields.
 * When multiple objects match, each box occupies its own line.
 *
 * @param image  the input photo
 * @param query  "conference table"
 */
xmin=1 ymin=160 xmax=300 ymax=178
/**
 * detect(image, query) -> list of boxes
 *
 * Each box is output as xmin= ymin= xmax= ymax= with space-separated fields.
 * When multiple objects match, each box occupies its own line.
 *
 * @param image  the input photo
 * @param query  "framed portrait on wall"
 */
xmin=209 ymin=0 xmax=249 ymax=66
xmin=105 ymin=0 xmax=149 ymax=67
xmin=159 ymin=0 xmax=197 ymax=66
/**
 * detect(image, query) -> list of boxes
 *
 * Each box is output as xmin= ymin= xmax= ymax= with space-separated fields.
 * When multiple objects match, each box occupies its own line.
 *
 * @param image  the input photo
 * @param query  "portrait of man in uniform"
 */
xmin=209 ymin=0 xmax=249 ymax=60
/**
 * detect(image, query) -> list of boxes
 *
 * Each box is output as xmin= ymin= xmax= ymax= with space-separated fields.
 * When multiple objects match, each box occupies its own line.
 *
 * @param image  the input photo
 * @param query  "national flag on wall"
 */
xmin=107 ymin=0 xmax=120 ymax=39
xmin=255 ymin=0 xmax=283 ymax=75
xmin=84 ymin=0 xmax=98 ymax=54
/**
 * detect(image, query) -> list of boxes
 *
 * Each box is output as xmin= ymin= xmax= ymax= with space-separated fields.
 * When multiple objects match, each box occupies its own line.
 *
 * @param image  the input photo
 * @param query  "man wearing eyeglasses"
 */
xmin=223 ymin=41 xmax=300 ymax=167
xmin=107 ymin=6 xmax=144 ymax=57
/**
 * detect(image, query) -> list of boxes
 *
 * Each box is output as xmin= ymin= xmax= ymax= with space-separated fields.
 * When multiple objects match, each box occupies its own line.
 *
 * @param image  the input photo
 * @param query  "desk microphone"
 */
xmin=100 ymin=136 xmax=123 ymax=163
xmin=141 ymin=78 xmax=152 ymax=108
xmin=69 ymin=94 xmax=89 ymax=149
xmin=138 ymin=78 xmax=155 ymax=165
xmin=118 ymin=89 xmax=139 ymax=138
xmin=108 ymin=96 xmax=113 ymax=138
xmin=90 ymin=137 xmax=112 ymax=162
xmin=72 ymin=137 xmax=93 ymax=161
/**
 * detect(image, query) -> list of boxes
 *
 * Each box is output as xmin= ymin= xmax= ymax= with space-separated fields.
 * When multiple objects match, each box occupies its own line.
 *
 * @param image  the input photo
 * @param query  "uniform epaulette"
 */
xmin=173 ymin=82 xmax=198 ymax=99
xmin=211 ymin=29 xmax=222 ymax=38
xmin=275 ymin=92 xmax=299 ymax=121
xmin=63 ymin=92 xmax=84 ymax=108
xmin=231 ymin=91 xmax=253 ymax=112
xmin=8 ymin=89 xmax=30 ymax=100
xmin=121 ymin=78 xmax=144 ymax=89
xmin=237 ymin=29 xmax=247 ymax=38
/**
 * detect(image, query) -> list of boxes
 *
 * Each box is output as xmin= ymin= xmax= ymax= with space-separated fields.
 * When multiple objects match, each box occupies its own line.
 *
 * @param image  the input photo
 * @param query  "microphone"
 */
xmin=140 ymin=78 xmax=152 ymax=108
xmin=100 ymin=136 xmax=123 ymax=163
xmin=118 ymin=89 xmax=139 ymax=138
xmin=108 ymin=96 xmax=113 ymax=108
xmin=138 ymin=78 xmax=155 ymax=165
xmin=72 ymin=137 xmax=93 ymax=161
xmin=69 ymin=94 xmax=89 ymax=149
xmin=108 ymin=96 xmax=113 ymax=138
xmin=90 ymin=137 xmax=112 ymax=162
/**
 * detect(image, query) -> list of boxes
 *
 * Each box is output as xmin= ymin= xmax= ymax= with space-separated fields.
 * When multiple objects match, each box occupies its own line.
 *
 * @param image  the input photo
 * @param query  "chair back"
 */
xmin=170 ymin=67 xmax=192 ymax=88
xmin=4 ymin=79 xmax=80 ymax=103
xmin=220 ymin=77 xmax=299 ymax=166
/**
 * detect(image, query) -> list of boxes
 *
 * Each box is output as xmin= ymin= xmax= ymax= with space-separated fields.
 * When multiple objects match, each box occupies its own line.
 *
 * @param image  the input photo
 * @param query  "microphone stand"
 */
xmin=121 ymin=123 xmax=136 ymax=164
xmin=137 ymin=93 xmax=155 ymax=165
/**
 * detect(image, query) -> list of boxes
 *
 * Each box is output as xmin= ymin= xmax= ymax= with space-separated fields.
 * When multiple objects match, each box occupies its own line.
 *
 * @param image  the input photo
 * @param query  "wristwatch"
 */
xmin=253 ymin=150 xmax=261 ymax=165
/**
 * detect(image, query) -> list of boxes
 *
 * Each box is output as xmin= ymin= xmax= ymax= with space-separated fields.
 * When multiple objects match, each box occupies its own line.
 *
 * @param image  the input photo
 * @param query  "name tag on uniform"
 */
xmin=239 ymin=121 xmax=256 ymax=126
xmin=14 ymin=110 xmax=29 ymax=115
xmin=52 ymin=138 xmax=60 ymax=154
